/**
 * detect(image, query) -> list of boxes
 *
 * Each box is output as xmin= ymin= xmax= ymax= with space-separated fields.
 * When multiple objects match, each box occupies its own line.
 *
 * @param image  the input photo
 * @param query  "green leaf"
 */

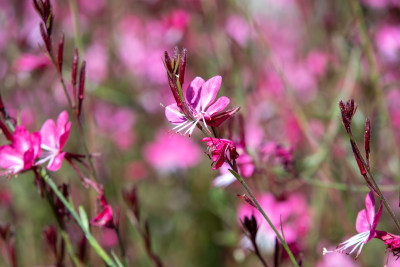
xmin=79 ymin=206 xmax=89 ymax=231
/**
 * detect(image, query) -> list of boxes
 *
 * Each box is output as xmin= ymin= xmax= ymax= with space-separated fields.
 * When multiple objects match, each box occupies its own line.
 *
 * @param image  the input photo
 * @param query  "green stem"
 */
xmin=228 ymin=168 xmax=299 ymax=267
xmin=40 ymin=168 xmax=117 ymax=266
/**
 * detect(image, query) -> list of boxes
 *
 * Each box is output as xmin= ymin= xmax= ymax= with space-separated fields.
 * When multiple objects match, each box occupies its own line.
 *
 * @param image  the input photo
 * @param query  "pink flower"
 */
xmin=165 ymin=76 xmax=239 ymax=136
xmin=238 ymin=193 xmax=309 ymax=254
xmin=143 ymin=131 xmax=202 ymax=173
xmin=14 ymin=53 xmax=50 ymax=72
xmin=37 ymin=110 xmax=71 ymax=171
xmin=201 ymin=138 xmax=239 ymax=170
xmin=90 ymin=195 xmax=115 ymax=229
xmin=323 ymin=191 xmax=382 ymax=259
xmin=0 ymin=125 xmax=41 ymax=176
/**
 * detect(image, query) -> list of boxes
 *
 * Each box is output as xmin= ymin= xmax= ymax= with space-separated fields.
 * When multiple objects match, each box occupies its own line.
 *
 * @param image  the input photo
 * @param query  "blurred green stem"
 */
xmin=228 ymin=168 xmax=299 ymax=267
xmin=40 ymin=168 xmax=118 ymax=267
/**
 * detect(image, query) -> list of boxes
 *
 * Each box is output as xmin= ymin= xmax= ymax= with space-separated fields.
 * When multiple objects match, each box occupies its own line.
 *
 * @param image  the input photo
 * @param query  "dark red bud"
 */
xmin=364 ymin=118 xmax=371 ymax=169
xmin=164 ymin=51 xmax=173 ymax=74
xmin=0 ymin=120 xmax=13 ymax=142
xmin=178 ymin=48 xmax=187 ymax=86
xmin=351 ymin=142 xmax=366 ymax=176
xmin=72 ymin=48 xmax=79 ymax=87
xmin=77 ymin=61 xmax=86 ymax=118
xmin=57 ymin=33 xmax=64 ymax=73
xmin=39 ymin=23 xmax=51 ymax=53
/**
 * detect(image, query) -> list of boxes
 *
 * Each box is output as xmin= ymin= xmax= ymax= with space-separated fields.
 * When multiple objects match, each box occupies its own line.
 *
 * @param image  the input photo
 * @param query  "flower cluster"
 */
xmin=0 ymin=111 xmax=70 ymax=176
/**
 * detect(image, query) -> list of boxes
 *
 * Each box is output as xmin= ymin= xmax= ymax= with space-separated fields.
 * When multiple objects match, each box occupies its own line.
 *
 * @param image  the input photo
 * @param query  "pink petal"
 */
xmin=59 ymin=122 xmax=71 ymax=149
xmin=0 ymin=146 xmax=23 ymax=171
xmin=47 ymin=152 xmax=66 ymax=171
xmin=205 ymin=96 xmax=230 ymax=116
xmin=365 ymin=191 xmax=375 ymax=227
xmin=165 ymin=103 xmax=186 ymax=124
xmin=185 ymin=77 xmax=205 ymax=110
xmin=355 ymin=209 xmax=370 ymax=233
xmin=30 ymin=132 xmax=41 ymax=158
xmin=40 ymin=119 xmax=57 ymax=148
xmin=366 ymin=200 xmax=383 ymax=243
xmin=56 ymin=110 xmax=69 ymax=132
xmin=90 ymin=205 xmax=114 ymax=228
xmin=200 ymin=76 xmax=222 ymax=111
xmin=23 ymin=148 xmax=34 ymax=170
xmin=13 ymin=126 xmax=32 ymax=154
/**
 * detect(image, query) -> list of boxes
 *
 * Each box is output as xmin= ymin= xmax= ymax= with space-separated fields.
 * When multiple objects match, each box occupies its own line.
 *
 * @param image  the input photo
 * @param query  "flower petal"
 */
xmin=366 ymin=200 xmax=383 ymax=243
xmin=47 ymin=152 xmax=66 ymax=171
xmin=165 ymin=103 xmax=186 ymax=124
xmin=205 ymin=96 xmax=230 ymax=116
xmin=40 ymin=119 xmax=58 ymax=148
xmin=30 ymin=132 xmax=41 ymax=158
xmin=186 ymin=77 xmax=204 ymax=110
xmin=200 ymin=76 xmax=222 ymax=111
xmin=0 ymin=146 xmax=23 ymax=172
xmin=13 ymin=126 xmax=32 ymax=154
xmin=364 ymin=191 xmax=375 ymax=227
xmin=356 ymin=209 xmax=370 ymax=233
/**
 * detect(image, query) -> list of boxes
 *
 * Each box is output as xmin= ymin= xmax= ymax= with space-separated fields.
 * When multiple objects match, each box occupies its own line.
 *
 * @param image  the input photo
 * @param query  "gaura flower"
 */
xmin=37 ymin=110 xmax=71 ymax=171
xmin=90 ymin=195 xmax=115 ymax=228
xmin=0 ymin=125 xmax=41 ymax=176
xmin=323 ymin=191 xmax=382 ymax=259
xmin=165 ymin=76 xmax=239 ymax=136
xmin=201 ymin=138 xmax=239 ymax=170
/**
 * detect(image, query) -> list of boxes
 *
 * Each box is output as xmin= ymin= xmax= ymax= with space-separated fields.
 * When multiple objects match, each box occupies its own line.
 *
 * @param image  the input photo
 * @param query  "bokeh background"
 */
xmin=1 ymin=0 xmax=400 ymax=266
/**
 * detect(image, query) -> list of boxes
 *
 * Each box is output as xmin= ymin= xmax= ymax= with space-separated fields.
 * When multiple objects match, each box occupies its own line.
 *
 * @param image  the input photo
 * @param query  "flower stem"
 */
xmin=347 ymin=132 xmax=400 ymax=232
xmin=228 ymin=168 xmax=299 ymax=267
xmin=40 ymin=168 xmax=117 ymax=266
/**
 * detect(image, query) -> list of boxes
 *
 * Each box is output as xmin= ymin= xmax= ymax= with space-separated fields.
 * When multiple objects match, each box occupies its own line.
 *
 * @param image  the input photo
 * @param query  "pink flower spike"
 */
xmin=165 ymin=75 xmax=238 ymax=136
xmin=37 ymin=111 xmax=71 ymax=171
xmin=0 ymin=126 xmax=41 ymax=176
xmin=323 ymin=191 xmax=383 ymax=259
xmin=202 ymin=138 xmax=239 ymax=170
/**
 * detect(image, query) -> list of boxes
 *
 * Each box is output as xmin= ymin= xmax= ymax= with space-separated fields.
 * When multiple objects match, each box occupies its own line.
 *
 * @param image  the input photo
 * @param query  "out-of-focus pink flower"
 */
xmin=143 ymin=131 xmax=202 ymax=173
xmin=90 ymin=195 xmax=115 ymax=229
xmin=375 ymin=24 xmax=400 ymax=62
xmin=0 ymin=125 xmax=41 ymax=176
xmin=260 ymin=142 xmax=294 ymax=170
xmin=238 ymin=193 xmax=309 ymax=254
xmin=14 ymin=54 xmax=50 ymax=72
xmin=316 ymin=251 xmax=360 ymax=267
xmin=85 ymin=43 xmax=108 ymax=83
xmin=323 ymin=191 xmax=382 ymax=259
xmin=202 ymin=138 xmax=239 ymax=170
xmin=306 ymin=51 xmax=330 ymax=77
xmin=37 ymin=110 xmax=71 ymax=171
xmin=94 ymin=102 xmax=136 ymax=150
xmin=225 ymin=15 xmax=251 ymax=47
xmin=165 ymin=76 xmax=239 ymax=136
xmin=361 ymin=0 xmax=398 ymax=9
xmin=212 ymin=149 xmax=254 ymax=187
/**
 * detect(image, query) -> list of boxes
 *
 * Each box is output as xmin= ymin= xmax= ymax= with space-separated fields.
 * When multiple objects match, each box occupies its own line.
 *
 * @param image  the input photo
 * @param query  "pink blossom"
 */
xmin=143 ymin=131 xmax=202 ymax=173
xmin=37 ymin=110 xmax=71 ymax=171
xmin=14 ymin=53 xmax=50 ymax=72
xmin=165 ymin=76 xmax=238 ymax=136
xmin=94 ymin=102 xmax=136 ymax=150
xmin=0 ymin=125 xmax=41 ymax=176
xmin=238 ymin=193 xmax=309 ymax=254
xmin=323 ymin=191 xmax=382 ymax=259
xmin=316 ymin=251 xmax=360 ymax=267
xmin=201 ymin=138 xmax=239 ymax=170
xmin=90 ymin=195 xmax=115 ymax=229
xmin=375 ymin=24 xmax=400 ymax=62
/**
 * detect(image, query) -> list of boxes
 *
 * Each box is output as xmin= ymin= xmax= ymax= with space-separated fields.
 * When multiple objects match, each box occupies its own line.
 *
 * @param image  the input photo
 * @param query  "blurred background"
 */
xmin=1 ymin=0 xmax=400 ymax=266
